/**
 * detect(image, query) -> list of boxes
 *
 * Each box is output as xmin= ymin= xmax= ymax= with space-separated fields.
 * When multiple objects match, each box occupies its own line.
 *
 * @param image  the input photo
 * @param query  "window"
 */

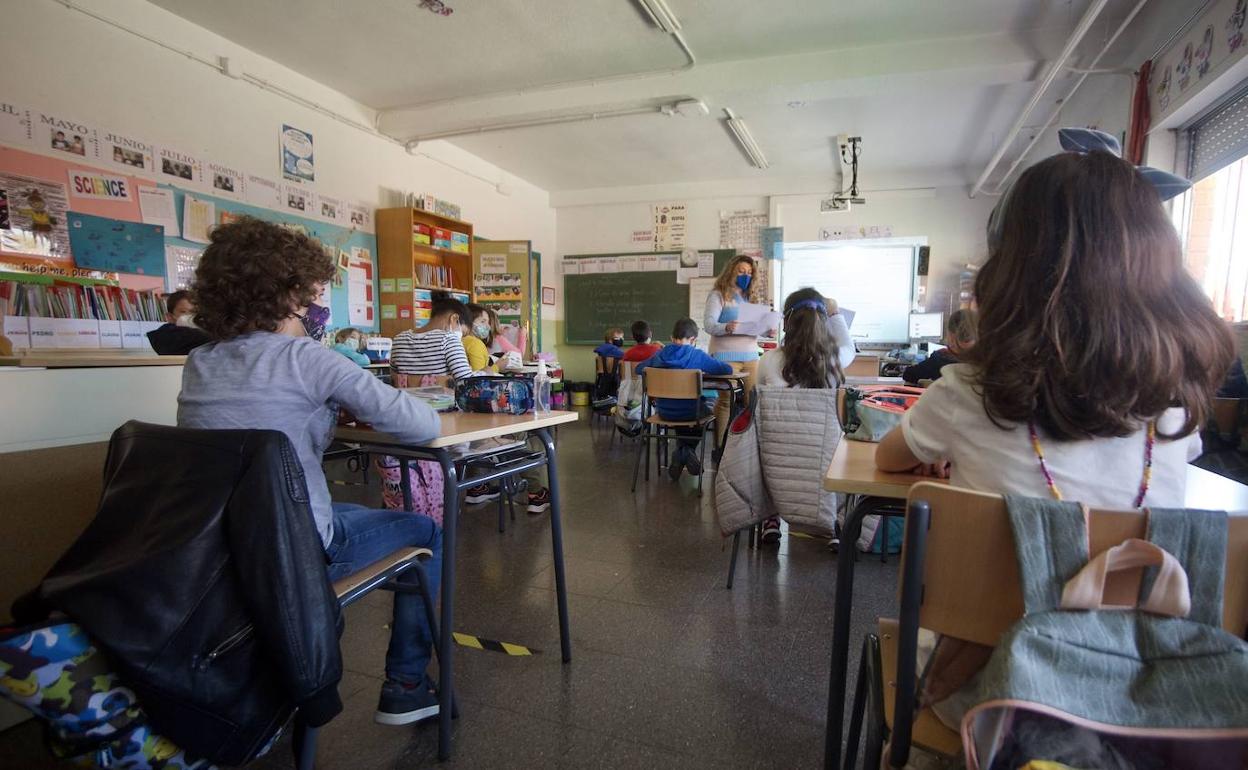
xmin=1175 ymin=82 xmax=1248 ymax=321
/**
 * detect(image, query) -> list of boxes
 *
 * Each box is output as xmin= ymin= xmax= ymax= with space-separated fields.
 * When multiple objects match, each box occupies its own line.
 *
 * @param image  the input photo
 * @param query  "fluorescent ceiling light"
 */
xmin=636 ymin=0 xmax=682 ymax=33
xmin=723 ymin=108 xmax=769 ymax=170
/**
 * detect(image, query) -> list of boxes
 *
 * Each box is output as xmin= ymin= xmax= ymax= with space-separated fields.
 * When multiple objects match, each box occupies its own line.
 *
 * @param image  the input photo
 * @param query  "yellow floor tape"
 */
xmin=452 ymin=631 xmax=538 ymax=656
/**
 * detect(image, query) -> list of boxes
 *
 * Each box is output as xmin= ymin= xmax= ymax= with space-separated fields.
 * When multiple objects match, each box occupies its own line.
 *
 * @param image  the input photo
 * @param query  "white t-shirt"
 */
xmin=901 ymin=364 xmax=1201 ymax=509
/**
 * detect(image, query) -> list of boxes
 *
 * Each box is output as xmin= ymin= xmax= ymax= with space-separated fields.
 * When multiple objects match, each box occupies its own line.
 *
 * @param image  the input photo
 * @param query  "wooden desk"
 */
xmin=820 ymin=437 xmax=1248 ymax=768
xmin=333 ymin=409 xmax=578 ymax=760
xmin=823 ymin=438 xmax=1248 ymax=510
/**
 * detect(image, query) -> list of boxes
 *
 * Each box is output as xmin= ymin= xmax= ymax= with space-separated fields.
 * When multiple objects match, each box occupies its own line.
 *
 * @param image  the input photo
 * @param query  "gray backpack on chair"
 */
xmin=962 ymin=498 xmax=1248 ymax=770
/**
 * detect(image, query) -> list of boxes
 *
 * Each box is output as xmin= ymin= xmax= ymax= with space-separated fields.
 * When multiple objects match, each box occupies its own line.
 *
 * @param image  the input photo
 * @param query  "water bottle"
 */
xmin=534 ymin=359 xmax=552 ymax=415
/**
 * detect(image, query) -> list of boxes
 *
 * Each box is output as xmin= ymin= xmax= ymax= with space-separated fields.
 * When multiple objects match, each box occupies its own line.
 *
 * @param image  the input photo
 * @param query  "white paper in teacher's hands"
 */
xmin=733 ymin=301 xmax=781 ymax=336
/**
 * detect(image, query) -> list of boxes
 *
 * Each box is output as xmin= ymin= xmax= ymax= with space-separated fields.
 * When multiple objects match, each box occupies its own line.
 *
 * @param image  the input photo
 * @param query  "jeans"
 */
xmin=326 ymin=503 xmax=443 ymax=685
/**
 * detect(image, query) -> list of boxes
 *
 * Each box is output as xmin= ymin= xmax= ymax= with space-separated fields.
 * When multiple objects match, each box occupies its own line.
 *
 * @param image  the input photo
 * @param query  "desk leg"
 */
xmin=536 ymin=427 xmax=572 ymax=663
xmin=435 ymin=451 xmax=458 ymax=761
xmin=823 ymin=498 xmax=870 ymax=770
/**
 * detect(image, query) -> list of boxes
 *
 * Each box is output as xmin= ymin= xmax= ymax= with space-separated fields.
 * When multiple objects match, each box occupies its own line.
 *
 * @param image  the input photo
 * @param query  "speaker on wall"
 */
xmin=917 ymin=246 xmax=930 ymax=276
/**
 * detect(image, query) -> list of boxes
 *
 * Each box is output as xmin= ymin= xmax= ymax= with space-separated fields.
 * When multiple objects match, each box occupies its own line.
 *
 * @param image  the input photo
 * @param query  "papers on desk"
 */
xmin=840 ymin=308 xmax=855 ymax=329
xmin=734 ymin=301 xmax=781 ymax=337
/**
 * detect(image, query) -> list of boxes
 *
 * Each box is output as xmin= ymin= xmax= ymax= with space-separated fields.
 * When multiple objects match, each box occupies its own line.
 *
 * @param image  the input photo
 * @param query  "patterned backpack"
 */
xmin=0 ymin=620 xmax=227 ymax=769
xmin=962 ymin=499 xmax=1248 ymax=770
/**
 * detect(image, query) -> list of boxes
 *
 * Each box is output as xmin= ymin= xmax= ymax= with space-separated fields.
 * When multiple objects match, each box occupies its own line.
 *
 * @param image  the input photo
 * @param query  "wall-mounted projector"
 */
xmin=821 ymin=134 xmax=866 ymax=213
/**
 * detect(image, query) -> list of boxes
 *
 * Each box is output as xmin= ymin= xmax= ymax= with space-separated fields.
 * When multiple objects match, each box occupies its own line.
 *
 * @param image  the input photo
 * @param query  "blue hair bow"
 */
xmin=1056 ymin=127 xmax=1191 ymax=201
xmin=784 ymin=299 xmax=827 ymax=317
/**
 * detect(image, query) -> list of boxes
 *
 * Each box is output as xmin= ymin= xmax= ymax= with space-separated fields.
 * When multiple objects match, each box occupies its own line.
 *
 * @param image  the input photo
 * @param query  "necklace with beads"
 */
xmin=1027 ymin=420 xmax=1155 ymax=509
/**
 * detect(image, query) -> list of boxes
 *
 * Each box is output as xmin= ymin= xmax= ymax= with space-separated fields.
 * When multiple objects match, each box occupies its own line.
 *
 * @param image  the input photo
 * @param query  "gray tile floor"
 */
xmin=0 ymin=414 xmax=899 ymax=768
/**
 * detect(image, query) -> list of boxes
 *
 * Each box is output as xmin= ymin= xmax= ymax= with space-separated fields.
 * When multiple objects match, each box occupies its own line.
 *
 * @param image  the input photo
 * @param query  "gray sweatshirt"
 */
xmin=177 ymin=332 xmax=440 ymax=546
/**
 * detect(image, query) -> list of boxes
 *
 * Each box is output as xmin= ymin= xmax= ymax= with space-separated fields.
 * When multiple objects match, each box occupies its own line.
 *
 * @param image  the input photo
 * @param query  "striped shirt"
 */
xmin=391 ymin=328 xmax=472 ymax=380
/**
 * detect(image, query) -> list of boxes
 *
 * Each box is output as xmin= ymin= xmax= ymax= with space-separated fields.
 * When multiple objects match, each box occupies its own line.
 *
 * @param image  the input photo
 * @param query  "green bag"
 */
xmin=962 ymin=498 xmax=1248 ymax=770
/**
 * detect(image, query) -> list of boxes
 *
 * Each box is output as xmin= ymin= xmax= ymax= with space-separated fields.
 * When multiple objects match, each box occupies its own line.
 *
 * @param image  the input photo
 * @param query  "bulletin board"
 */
xmin=163 ymin=186 xmax=379 ymax=331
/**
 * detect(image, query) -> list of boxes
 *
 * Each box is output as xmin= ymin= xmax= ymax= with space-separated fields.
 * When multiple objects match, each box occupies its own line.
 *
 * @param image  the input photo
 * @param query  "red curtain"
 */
xmin=1126 ymin=60 xmax=1152 ymax=165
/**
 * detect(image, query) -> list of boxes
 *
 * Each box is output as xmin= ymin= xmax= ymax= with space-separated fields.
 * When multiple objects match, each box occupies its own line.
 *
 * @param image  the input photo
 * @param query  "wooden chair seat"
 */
xmin=877 ymin=618 xmax=962 ymax=757
xmin=332 ymin=547 xmax=431 ymax=600
xmin=644 ymin=413 xmax=711 ymax=428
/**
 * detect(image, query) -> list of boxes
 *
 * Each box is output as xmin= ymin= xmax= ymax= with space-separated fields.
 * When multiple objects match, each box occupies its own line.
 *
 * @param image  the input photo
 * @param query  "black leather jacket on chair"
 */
xmin=14 ymin=421 xmax=344 ymax=765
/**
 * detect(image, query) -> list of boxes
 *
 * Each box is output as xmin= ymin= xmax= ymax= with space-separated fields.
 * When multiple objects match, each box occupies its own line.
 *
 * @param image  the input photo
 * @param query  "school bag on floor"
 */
xmin=841 ymin=384 xmax=924 ymax=442
xmin=962 ymin=498 xmax=1248 ymax=770
xmin=613 ymin=373 xmax=643 ymax=436
xmin=592 ymin=356 xmax=621 ymax=411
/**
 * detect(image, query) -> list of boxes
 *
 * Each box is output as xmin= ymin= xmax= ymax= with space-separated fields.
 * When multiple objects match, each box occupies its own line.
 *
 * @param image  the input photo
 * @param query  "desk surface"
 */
xmin=705 ymin=371 xmax=748 ymax=380
xmin=824 ymin=438 xmax=1248 ymax=511
xmin=337 ymin=410 xmax=578 ymax=449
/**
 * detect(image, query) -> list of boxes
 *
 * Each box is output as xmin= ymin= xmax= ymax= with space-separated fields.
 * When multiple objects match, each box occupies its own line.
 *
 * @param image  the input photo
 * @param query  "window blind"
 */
xmin=1188 ymin=81 xmax=1248 ymax=181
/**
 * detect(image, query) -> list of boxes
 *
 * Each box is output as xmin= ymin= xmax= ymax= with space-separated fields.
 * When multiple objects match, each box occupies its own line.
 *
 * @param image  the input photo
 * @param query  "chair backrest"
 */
xmin=620 ymin=361 xmax=636 ymax=382
xmin=643 ymin=367 xmax=703 ymax=400
xmin=906 ymin=481 xmax=1248 ymax=645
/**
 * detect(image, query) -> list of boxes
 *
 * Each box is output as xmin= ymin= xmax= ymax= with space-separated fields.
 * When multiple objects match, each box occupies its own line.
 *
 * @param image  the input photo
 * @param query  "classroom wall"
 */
xmin=553 ymin=189 xmax=994 ymax=381
xmin=3 ymin=0 xmax=557 ymax=332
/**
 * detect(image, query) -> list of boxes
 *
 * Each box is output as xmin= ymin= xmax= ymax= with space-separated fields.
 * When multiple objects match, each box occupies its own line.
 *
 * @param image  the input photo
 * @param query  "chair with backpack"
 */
xmin=841 ymin=481 xmax=1248 ymax=769
xmin=591 ymin=355 xmax=622 ymax=419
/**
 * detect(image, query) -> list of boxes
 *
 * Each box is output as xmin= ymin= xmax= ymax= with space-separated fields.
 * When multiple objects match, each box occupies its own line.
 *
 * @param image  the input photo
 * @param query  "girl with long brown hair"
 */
xmin=757 ymin=287 xmax=854 ymax=389
xmin=877 ymin=130 xmax=1233 ymax=510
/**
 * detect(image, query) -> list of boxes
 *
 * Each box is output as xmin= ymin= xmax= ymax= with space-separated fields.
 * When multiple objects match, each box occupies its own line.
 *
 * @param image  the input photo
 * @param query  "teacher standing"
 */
xmin=703 ymin=255 xmax=763 ymax=440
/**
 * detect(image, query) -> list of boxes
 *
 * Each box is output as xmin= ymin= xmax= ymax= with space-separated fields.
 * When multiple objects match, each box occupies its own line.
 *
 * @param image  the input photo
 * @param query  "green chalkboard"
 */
xmin=563 ymin=249 xmax=736 ymax=344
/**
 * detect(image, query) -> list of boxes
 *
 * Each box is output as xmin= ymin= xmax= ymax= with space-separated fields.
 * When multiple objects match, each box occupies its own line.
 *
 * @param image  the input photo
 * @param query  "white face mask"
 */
xmin=175 ymin=313 xmax=197 ymax=328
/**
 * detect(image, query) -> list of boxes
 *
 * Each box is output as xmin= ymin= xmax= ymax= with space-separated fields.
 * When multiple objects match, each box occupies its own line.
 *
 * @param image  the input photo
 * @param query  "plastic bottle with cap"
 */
xmin=533 ymin=358 xmax=551 ymax=415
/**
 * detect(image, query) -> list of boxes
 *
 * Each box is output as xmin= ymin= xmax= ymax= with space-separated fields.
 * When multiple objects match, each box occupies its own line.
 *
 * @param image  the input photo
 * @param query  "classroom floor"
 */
xmin=0 ymin=412 xmax=899 ymax=769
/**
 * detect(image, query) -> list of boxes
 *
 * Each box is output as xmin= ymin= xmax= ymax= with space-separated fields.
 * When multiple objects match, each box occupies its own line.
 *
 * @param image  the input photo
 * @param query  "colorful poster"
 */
xmin=209 ymin=162 xmax=243 ymax=199
xmin=101 ymin=129 xmax=155 ymax=175
xmin=281 ymin=124 xmax=315 ymax=183
xmin=67 ymin=212 xmax=165 ymax=276
xmin=0 ymin=172 xmax=71 ymax=260
xmin=159 ymin=147 xmax=202 ymax=184
xmin=283 ymin=183 xmax=313 ymax=215
xmin=36 ymin=112 xmax=97 ymax=160
xmin=347 ymin=247 xmax=373 ymax=326
xmin=318 ymin=194 xmax=342 ymax=223
xmin=67 ymin=169 xmax=133 ymax=201
xmin=0 ymin=102 xmax=32 ymax=147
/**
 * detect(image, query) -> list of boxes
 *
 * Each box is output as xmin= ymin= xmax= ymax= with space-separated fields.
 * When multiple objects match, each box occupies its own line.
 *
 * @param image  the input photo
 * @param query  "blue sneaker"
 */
xmin=375 ymin=677 xmax=440 ymax=726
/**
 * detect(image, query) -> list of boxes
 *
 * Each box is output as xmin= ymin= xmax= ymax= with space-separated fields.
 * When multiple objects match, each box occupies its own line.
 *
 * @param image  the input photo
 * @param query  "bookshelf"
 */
xmin=376 ymin=207 xmax=474 ymax=338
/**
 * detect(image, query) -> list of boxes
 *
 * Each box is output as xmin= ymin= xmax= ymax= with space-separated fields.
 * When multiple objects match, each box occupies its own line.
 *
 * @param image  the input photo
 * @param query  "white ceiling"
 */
xmin=147 ymin=0 xmax=1185 ymax=194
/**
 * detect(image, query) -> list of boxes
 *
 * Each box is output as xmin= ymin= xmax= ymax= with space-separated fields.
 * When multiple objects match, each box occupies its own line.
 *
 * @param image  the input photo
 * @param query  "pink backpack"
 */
xmin=376 ymin=373 xmax=445 ymax=526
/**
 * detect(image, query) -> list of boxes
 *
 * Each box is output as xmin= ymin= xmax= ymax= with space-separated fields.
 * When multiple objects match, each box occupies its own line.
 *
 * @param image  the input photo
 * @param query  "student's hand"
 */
xmin=725 ymin=321 xmax=739 ymax=334
xmin=912 ymin=461 xmax=951 ymax=479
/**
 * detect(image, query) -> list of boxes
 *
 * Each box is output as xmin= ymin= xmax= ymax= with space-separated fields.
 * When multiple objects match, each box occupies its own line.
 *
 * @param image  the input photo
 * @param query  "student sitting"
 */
xmin=901 ymin=309 xmax=977 ymax=385
xmin=463 ymin=303 xmax=496 ymax=372
xmin=635 ymin=318 xmax=732 ymax=479
xmin=622 ymin=320 xmax=664 ymax=363
xmin=485 ymin=307 xmax=526 ymax=361
xmin=874 ymin=129 xmax=1233 ymax=730
xmin=175 ymin=217 xmax=445 ymax=726
xmin=332 ymin=327 xmax=371 ymax=366
xmin=593 ymin=327 xmax=625 ymax=359
xmin=753 ymin=287 xmax=854 ymax=542
xmin=390 ymin=291 xmax=473 ymax=383
xmin=146 ymin=289 xmax=211 ymax=355
xmin=757 ymin=287 xmax=855 ymax=389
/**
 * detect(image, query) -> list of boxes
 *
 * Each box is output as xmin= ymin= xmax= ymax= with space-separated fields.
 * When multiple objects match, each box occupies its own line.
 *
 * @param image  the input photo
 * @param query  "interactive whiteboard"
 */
xmin=780 ymin=241 xmax=918 ymax=345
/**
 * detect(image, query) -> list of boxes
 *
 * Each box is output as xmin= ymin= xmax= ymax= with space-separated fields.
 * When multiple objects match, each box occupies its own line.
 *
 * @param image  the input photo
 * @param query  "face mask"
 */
xmin=175 ymin=313 xmax=197 ymax=328
xmin=473 ymin=323 xmax=491 ymax=340
xmin=735 ymin=274 xmax=752 ymax=293
xmin=300 ymin=303 xmax=330 ymax=341
xmin=612 ymin=337 xmax=624 ymax=347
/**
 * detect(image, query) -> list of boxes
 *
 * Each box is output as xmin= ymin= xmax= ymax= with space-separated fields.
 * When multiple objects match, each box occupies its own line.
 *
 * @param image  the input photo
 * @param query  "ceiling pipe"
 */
xmin=969 ymin=0 xmax=1112 ymax=198
xmin=989 ymin=0 xmax=1150 ymax=195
